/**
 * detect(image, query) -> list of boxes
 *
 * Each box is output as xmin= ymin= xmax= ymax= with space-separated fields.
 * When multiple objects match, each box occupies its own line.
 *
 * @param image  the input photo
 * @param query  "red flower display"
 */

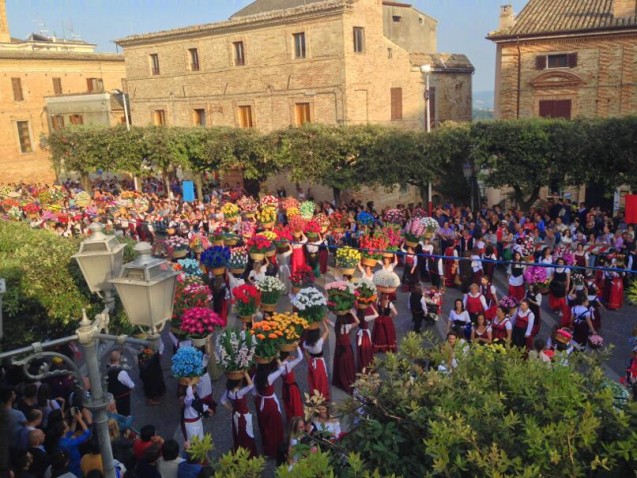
xmin=290 ymin=264 xmax=315 ymax=288
xmin=288 ymin=215 xmax=307 ymax=233
xmin=246 ymin=235 xmax=272 ymax=253
xmin=304 ymin=219 xmax=321 ymax=235
xmin=180 ymin=307 xmax=224 ymax=338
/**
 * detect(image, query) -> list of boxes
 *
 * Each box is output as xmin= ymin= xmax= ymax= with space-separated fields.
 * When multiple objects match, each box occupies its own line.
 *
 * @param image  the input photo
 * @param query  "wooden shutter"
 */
xmin=539 ymin=100 xmax=572 ymax=119
xmin=86 ymin=78 xmax=93 ymax=92
xmin=12 ymin=78 xmax=23 ymax=101
xmin=567 ymin=52 xmax=578 ymax=68
xmin=390 ymin=87 xmax=403 ymax=120
xmin=535 ymin=55 xmax=547 ymax=70
xmin=429 ymin=87 xmax=436 ymax=128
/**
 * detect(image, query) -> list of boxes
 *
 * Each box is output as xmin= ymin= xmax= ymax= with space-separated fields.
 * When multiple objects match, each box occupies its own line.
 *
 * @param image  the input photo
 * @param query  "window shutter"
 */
xmin=567 ymin=52 xmax=578 ymax=68
xmin=535 ymin=55 xmax=546 ymax=70
xmin=390 ymin=87 xmax=402 ymax=120
xmin=429 ymin=87 xmax=436 ymax=128
xmin=86 ymin=78 xmax=93 ymax=92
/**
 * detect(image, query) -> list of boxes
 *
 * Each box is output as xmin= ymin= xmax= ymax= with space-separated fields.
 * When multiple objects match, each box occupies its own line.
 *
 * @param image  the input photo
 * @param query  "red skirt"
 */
xmin=508 ymin=284 xmax=525 ymax=302
xmin=291 ymin=247 xmax=306 ymax=276
xmin=549 ymin=294 xmax=571 ymax=327
xmin=332 ymin=336 xmax=356 ymax=394
xmin=357 ymin=329 xmax=374 ymax=373
xmin=319 ymin=248 xmax=329 ymax=274
xmin=282 ymin=373 xmax=304 ymax=421
xmin=232 ymin=412 xmax=258 ymax=458
xmin=255 ymin=396 xmax=284 ymax=458
xmin=607 ymin=277 xmax=624 ymax=310
xmin=485 ymin=303 xmax=498 ymax=321
xmin=372 ymin=315 xmax=397 ymax=353
xmin=307 ymin=357 xmax=330 ymax=402
xmin=444 ymin=261 xmax=457 ymax=287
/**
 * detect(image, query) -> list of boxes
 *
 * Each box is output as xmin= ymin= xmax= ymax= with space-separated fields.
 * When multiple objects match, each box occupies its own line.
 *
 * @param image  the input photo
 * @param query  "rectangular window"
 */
xmin=390 ymin=87 xmax=403 ymax=120
xmin=12 ymin=78 xmax=24 ymax=101
xmin=539 ymin=99 xmax=572 ymax=119
xmin=547 ymin=54 xmax=568 ymax=69
xmin=188 ymin=48 xmax=200 ymax=71
xmin=86 ymin=78 xmax=104 ymax=93
xmin=392 ymin=15 xmax=401 ymax=22
xmin=51 ymin=115 xmax=65 ymax=131
xmin=238 ymin=105 xmax=253 ymax=128
xmin=150 ymin=53 xmax=160 ymax=75
xmin=293 ymin=32 xmax=306 ymax=59
xmin=295 ymin=103 xmax=311 ymax=125
xmin=69 ymin=114 xmax=84 ymax=125
xmin=194 ymin=108 xmax=206 ymax=127
xmin=52 ymin=77 xmax=63 ymax=95
xmin=353 ymin=27 xmax=365 ymax=53
xmin=16 ymin=121 xmax=32 ymax=153
xmin=233 ymin=41 xmax=245 ymax=66
xmin=388 ymin=48 xmax=393 ymax=59
xmin=536 ymin=53 xmax=578 ymax=70
xmin=153 ymin=109 xmax=166 ymax=126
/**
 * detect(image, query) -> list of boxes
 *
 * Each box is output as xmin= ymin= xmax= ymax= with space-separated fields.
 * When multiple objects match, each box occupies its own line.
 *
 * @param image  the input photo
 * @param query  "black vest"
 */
xmin=107 ymin=367 xmax=130 ymax=398
xmin=410 ymin=293 xmax=424 ymax=315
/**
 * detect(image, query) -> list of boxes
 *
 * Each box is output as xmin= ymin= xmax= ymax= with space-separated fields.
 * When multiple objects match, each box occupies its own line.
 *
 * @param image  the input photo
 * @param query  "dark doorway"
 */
xmin=585 ymin=182 xmax=613 ymax=211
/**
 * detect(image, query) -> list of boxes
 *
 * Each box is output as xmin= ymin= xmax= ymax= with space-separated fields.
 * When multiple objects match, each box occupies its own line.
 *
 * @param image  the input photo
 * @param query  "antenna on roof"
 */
xmin=33 ymin=16 xmax=49 ymax=37
xmin=67 ymin=20 xmax=82 ymax=41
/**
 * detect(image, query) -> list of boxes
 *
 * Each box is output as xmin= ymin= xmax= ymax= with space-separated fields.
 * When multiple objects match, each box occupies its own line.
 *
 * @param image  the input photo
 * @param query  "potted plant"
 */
xmin=177 ymin=258 xmax=204 ymax=278
xmin=381 ymin=226 xmax=402 ymax=258
xmin=221 ymin=202 xmax=240 ymax=222
xmin=421 ymin=217 xmax=440 ymax=239
xmin=237 ymin=196 xmax=259 ymax=219
xmin=186 ymin=433 xmax=214 ymax=465
xmin=246 ymin=235 xmax=272 ymax=261
xmin=200 ymin=246 xmax=231 ymax=276
xmin=250 ymin=320 xmax=283 ymax=363
xmin=360 ymin=234 xmax=386 ymax=267
xmin=335 ymin=246 xmax=361 ymax=276
xmin=281 ymin=196 xmax=299 ymax=211
xmin=270 ymin=312 xmax=309 ymax=351
xmin=355 ymin=279 xmax=378 ymax=310
xmin=171 ymin=346 xmax=205 ymax=386
xmin=216 ymin=328 xmax=257 ymax=379
xmin=403 ymin=219 xmax=425 ymax=247
xmin=256 ymin=206 xmax=277 ymax=229
xmin=232 ymin=284 xmax=260 ymax=322
xmin=288 ymin=215 xmax=307 ymax=239
xmin=325 ymin=281 xmax=357 ymax=316
xmin=260 ymin=195 xmax=279 ymax=209
xmin=383 ymin=208 xmax=405 ymax=226
xmin=291 ymin=287 xmax=327 ymax=329
xmin=329 ymin=211 xmax=350 ymax=233
xmin=228 ymin=247 xmax=249 ymax=275
xmin=299 ymin=201 xmax=315 ymax=220
xmin=255 ymin=276 xmax=286 ymax=311
xmin=256 ymin=231 xmax=278 ymax=257
xmin=314 ymin=213 xmax=331 ymax=233
xmin=22 ymin=202 xmax=40 ymax=219
xmin=189 ymin=233 xmax=211 ymax=254
xmin=210 ymin=227 xmax=225 ymax=246
xmin=180 ymin=307 xmax=224 ymax=347
xmin=172 ymin=276 xmax=212 ymax=333
xmin=166 ymin=236 xmax=189 ymax=258
xmin=290 ymin=264 xmax=315 ymax=293
xmin=372 ymin=269 xmax=401 ymax=295
xmin=240 ymin=220 xmax=256 ymax=240
xmin=304 ymin=219 xmax=321 ymax=240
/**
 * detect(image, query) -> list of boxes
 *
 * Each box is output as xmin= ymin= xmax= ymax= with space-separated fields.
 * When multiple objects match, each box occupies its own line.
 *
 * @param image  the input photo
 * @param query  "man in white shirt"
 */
xmin=106 ymin=351 xmax=135 ymax=416
xmin=157 ymin=439 xmax=184 ymax=478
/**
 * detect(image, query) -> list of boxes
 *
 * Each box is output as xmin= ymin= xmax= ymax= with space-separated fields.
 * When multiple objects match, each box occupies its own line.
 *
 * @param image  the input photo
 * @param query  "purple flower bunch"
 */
xmin=499 ymin=295 xmax=519 ymax=309
xmin=523 ymin=265 xmax=548 ymax=284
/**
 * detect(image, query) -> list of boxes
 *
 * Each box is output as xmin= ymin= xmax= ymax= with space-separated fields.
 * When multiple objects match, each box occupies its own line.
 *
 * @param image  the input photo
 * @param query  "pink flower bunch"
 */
xmin=260 ymin=195 xmax=279 ymax=207
xmin=521 ymin=236 xmax=536 ymax=256
xmin=499 ymin=295 xmax=519 ymax=309
xmin=382 ymin=226 xmax=402 ymax=248
xmin=411 ymin=208 xmax=427 ymax=219
xmin=325 ymin=281 xmax=354 ymax=292
xmin=41 ymin=211 xmax=58 ymax=222
xmin=553 ymin=247 xmax=575 ymax=266
xmin=240 ymin=221 xmax=256 ymax=237
xmin=523 ymin=265 xmax=548 ymax=284
xmin=405 ymin=218 xmax=426 ymax=237
xmin=180 ymin=307 xmax=223 ymax=338
xmin=237 ymin=195 xmax=258 ymax=213
xmin=384 ymin=208 xmax=405 ymax=225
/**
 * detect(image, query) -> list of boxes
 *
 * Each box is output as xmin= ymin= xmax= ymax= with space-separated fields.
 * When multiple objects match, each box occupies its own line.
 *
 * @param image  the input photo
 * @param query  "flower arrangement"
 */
xmin=553 ymin=247 xmax=575 ymax=266
xmin=360 ymin=234 xmax=386 ymax=261
xmin=499 ymin=295 xmax=519 ymax=310
xmin=171 ymin=346 xmax=204 ymax=378
xmin=189 ymin=233 xmax=211 ymax=252
xmin=166 ymin=236 xmax=189 ymax=251
xmin=420 ymin=217 xmax=440 ymax=237
xmin=246 ymin=235 xmax=272 ymax=254
xmin=336 ymin=246 xmax=361 ymax=269
xmin=250 ymin=320 xmax=284 ymax=359
xmin=210 ymin=227 xmax=225 ymax=242
xmin=257 ymin=230 xmax=278 ymax=242
xmin=356 ymin=211 xmax=375 ymax=227
xmin=7 ymin=206 xmax=22 ymax=221
xmin=56 ymin=213 xmax=69 ymax=224
xmin=355 ymin=279 xmax=378 ymax=306
xmin=240 ymin=220 xmax=256 ymax=238
xmin=0 ymin=198 xmax=20 ymax=212
xmin=177 ymin=258 xmax=203 ymax=277
xmin=314 ymin=213 xmax=330 ymax=232
xmin=270 ymin=312 xmax=309 ymax=347
xmin=200 ymin=246 xmax=231 ymax=270
xmin=221 ymin=202 xmax=240 ymax=219
xmin=384 ymin=208 xmax=405 ymax=225
xmin=372 ymin=270 xmax=400 ymax=290
xmin=38 ymin=186 xmax=66 ymax=205
xmin=286 ymin=207 xmax=300 ymax=218
xmin=260 ymin=195 xmax=279 ymax=208
xmin=256 ymin=206 xmax=277 ymax=225
xmin=232 ymin=284 xmax=260 ymax=317
xmin=281 ymin=197 xmax=299 ymax=211
xmin=382 ymin=226 xmax=402 ymax=250
xmin=288 ymin=215 xmax=307 ymax=235
xmin=237 ymin=195 xmax=259 ymax=213
xmin=571 ymin=272 xmax=585 ymax=289
xmin=290 ymin=264 xmax=315 ymax=290
xmin=274 ymin=225 xmax=293 ymax=244
xmin=256 ymin=276 xmax=286 ymax=305
xmin=329 ymin=211 xmax=350 ymax=231
xmin=412 ymin=207 xmax=427 ymax=219
xmin=228 ymin=247 xmax=249 ymax=271
xmin=523 ymin=265 xmax=548 ymax=285
xmin=325 ymin=281 xmax=357 ymax=314
xmin=216 ymin=328 xmax=257 ymax=372
xmin=22 ymin=203 xmax=40 ymax=216
xmin=292 ymin=287 xmax=327 ymax=323
xmin=588 ymin=334 xmax=604 ymax=349
xmin=404 ymin=218 xmax=425 ymax=244
xmin=41 ymin=210 xmax=58 ymax=222
xmin=74 ymin=191 xmax=92 ymax=207
xmin=304 ymin=220 xmax=321 ymax=238
xmin=173 ymin=277 xmax=212 ymax=319
xmin=180 ymin=307 xmax=224 ymax=339
xmin=299 ymin=201 xmax=315 ymax=220
xmin=521 ymin=236 xmax=536 ymax=258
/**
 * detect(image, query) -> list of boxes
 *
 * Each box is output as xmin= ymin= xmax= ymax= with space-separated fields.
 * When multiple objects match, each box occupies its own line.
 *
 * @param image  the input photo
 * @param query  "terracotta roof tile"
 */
xmin=488 ymin=0 xmax=637 ymax=39
xmin=409 ymin=53 xmax=474 ymax=72
xmin=0 ymin=51 xmax=123 ymax=62
xmin=231 ymin=0 xmax=326 ymax=18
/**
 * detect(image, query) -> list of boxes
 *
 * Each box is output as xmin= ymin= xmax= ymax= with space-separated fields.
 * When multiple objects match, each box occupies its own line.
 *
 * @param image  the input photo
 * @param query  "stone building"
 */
xmin=0 ymin=0 xmax=125 ymax=184
xmin=488 ymin=0 xmax=637 ymax=120
xmin=116 ymin=0 xmax=473 ymax=206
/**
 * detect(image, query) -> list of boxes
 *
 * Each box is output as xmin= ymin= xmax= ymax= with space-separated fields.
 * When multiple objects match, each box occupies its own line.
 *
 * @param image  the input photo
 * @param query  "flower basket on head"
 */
xmin=523 ymin=266 xmax=548 ymax=286
xmin=355 ymin=279 xmax=378 ymax=309
xmin=281 ymin=197 xmax=299 ymax=211
xmin=314 ymin=213 xmax=330 ymax=233
xmin=290 ymin=264 xmax=315 ymax=293
xmin=299 ymin=201 xmax=315 ymax=220
xmin=288 ymin=215 xmax=307 ymax=239
xmin=360 ymin=234 xmax=387 ymax=266
xmin=180 ymin=307 xmax=224 ymax=345
xmin=224 ymin=232 xmax=240 ymax=246
xmin=200 ymin=246 xmax=231 ymax=275
xmin=171 ymin=346 xmax=205 ymax=383
xmin=404 ymin=218 xmax=425 ymax=247
xmin=329 ymin=211 xmax=350 ymax=233
xmin=256 ymin=231 xmax=278 ymax=256
xmin=499 ymin=295 xmax=519 ymax=313
xmin=232 ymin=284 xmax=260 ymax=320
xmin=166 ymin=236 xmax=189 ymax=258
xmin=273 ymin=225 xmax=293 ymax=251
xmin=221 ymin=202 xmax=240 ymax=221
xmin=189 ymin=234 xmax=211 ymax=254
xmin=356 ymin=211 xmax=375 ymax=228
xmin=553 ymin=247 xmax=575 ymax=266
xmin=270 ymin=312 xmax=309 ymax=351
xmin=216 ymin=328 xmax=257 ymax=378
xmin=237 ymin=196 xmax=259 ymax=215
xmin=228 ymin=246 xmax=249 ymax=275
xmin=372 ymin=270 xmax=400 ymax=295
xmin=256 ymin=206 xmax=277 ymax=229
xmin=240 ymin=220 xmax=256 ymax=239
xmin=291 ymin=287 xmax=327 ymax=326
xmin=420 ymin=217 xmax=440 ymax=238
xmin=210 ymin=227 xmax=226 ymax=246
xmin=256 ymin=276 xmax=286 ymax=309
xmin=325 ymin=281 xmax=356 ymax=315
xmin=246 ymin=235 xmax=272 ymax=261
xmin=384 ymin=208 xmax=405 ymax=226
xmin=260 ymin=195 xmax=279 ymax=209
xmin=172 ymin=276 xmax=212 ymax=331
xmin=250 ymin=320 xmax=284 ymax=362
xmin=336 ymin=246 xmax=361 ymax=276
xmin=177 ymin=258 xmax=203 ymax=278
xmin=304 ymin=219 xmax=321 ymax=240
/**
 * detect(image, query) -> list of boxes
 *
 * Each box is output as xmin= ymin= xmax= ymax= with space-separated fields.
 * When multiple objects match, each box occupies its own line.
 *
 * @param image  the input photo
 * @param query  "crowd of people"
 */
xmin=1 ymin=178 xmax=637 ymax=477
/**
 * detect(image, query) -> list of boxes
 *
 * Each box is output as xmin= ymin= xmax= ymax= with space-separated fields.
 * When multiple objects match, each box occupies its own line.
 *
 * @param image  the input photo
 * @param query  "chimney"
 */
xmin=499 ymin=4 xmax=516 ymax=30
xmin=613 ymin=0 xmax=637 ymax=18
xmin=0 ymin=0 xmax=10 ymax=43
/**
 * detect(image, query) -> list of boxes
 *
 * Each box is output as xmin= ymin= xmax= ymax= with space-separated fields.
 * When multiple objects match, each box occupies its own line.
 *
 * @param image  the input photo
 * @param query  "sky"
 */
xmin=6 ymin=0 xmax=528 ymax=93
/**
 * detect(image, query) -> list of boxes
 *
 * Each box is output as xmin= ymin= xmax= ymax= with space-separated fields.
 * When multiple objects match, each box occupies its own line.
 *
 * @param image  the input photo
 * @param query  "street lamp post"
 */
xmin=420 ymin=64 xmax=433 ymax=216
xmin=463 ymin=162 xmax=475 ymax=211
xmin=111 ymin=89 xmax=136 ymax=191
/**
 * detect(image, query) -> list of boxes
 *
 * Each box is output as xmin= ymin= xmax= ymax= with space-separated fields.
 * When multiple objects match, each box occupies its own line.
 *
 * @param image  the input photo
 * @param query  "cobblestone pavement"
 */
xmin=109 ymin=263 xmax=636 ymax=474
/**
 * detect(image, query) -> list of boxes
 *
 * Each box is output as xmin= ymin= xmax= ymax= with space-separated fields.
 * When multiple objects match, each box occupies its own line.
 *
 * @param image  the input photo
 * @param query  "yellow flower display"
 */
xmin=286 ymin=207 xmax=300 ymax=218
xmin=257 ymin=230 xmax=278 ymax=241
xmin=256 ymin=206 xmax=277 ymax=224
xmin=221 ymin=202 xmax=240 ymax=218
xmin=270 ymin=311 xmax=309 ymax=345
xmin=336 ymin=246 xmax=362 ymax=268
